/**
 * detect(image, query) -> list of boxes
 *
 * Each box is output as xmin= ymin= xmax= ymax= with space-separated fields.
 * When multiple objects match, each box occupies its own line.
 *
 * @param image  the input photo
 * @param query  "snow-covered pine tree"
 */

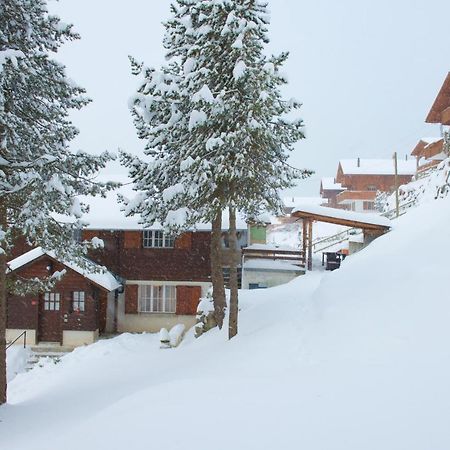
xmin=122 ymin=0 xmax=311 ymax=336
xmin=0 ymin=0 xmax=116 ymax=404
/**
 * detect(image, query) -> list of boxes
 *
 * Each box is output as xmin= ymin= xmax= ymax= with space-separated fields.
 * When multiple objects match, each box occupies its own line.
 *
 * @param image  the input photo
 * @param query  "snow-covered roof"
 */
xmin=421 ymin=137 xmax=444 ymax=146
xmin=292 ymin=204 xmax=391 ymax=228
xmin=7 ymin=247 xmax=121 ymax=292
xmin=77 ymin=187 xmax=249 ymax=231
xmin=339 ymin=159 xmax=416 ymax=176
xmin=321 ymin=177 xmax=345 ymax=191
xmin=243 ymin=258 xmax=304 ymax=272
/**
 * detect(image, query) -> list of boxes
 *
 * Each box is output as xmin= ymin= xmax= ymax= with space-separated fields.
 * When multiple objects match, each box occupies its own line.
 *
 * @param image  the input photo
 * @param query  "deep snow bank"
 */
xmin=1 ymin=196 xmax=450 ymax=450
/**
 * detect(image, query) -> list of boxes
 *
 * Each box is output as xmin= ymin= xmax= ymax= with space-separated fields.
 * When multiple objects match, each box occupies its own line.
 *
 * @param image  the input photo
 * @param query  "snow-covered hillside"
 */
xmin=381 ymin=157 xmax=450 ymax=213
xmin=2 ymin=195 xmax=450 ymax=450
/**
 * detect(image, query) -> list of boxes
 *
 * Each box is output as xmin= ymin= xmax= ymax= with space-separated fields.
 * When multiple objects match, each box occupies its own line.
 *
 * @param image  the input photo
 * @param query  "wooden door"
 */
xmin=39 ymin=292 xmax=62 ymax=343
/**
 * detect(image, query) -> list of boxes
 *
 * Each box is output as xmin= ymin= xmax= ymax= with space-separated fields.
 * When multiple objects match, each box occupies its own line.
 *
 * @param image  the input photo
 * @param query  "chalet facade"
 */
xmin=411 ymin=72 xmax=450 ymax=175
xmin=320 ymin=177 xmax=345 ymax=208
xmin=425 ymin=72 xmax=450 ymax=130
xmin=321 ymin=158 xmax=415 ymax=212
xmin=411 ymin=137 xmax=446 ymax=175
xmin=6 ymin=248 xmax=120 ymax=347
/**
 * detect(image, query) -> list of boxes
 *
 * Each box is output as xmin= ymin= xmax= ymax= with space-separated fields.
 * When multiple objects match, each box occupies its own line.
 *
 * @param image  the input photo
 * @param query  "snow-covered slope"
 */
xmin=2 ymin=196 xmax=450 ymax=450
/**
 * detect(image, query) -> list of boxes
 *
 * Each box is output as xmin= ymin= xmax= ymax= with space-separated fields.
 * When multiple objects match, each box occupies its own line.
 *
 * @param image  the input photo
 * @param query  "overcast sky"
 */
xmin=49 ymin=0 xmax=450 ymax=196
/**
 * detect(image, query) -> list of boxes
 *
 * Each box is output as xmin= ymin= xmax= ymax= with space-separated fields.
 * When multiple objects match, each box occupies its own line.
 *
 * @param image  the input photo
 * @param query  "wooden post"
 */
xmin=307 ymin=219 xmax=313 ymax=271
xmin=394 ymin=152 xmax=399 ymax=218
xmin=302 ymin=219 xmax=307 ymax=266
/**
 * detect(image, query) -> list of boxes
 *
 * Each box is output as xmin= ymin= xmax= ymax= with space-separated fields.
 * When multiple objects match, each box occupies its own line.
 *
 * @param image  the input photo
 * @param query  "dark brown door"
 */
xmin=39 ymin=292 xmax=62 ymax=343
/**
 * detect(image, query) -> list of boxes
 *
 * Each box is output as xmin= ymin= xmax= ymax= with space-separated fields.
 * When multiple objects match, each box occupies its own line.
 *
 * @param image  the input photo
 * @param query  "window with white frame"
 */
xmin=44 ymin=293 xmax=60 ymax=311
xmin=138 ymin=285 xmax=177 ymax=313
xmin=143 ymin=230 xmax=175 ymax=248
xmin=72 ymin=291 xmax=85 ymax=312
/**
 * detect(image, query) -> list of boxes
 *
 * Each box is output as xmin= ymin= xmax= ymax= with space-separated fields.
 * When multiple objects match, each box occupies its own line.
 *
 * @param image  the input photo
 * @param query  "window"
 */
xmin=72 ymin=291 xmax=85 ymax=312
xmin=44 ymin=293 xmax=60 ymax=311
xmin=72 ymin=228 xmax=82 ymax=243
xmin=363 ymin=201 xmax=375 ymax=210
xmin=367 ymin=185 xmax=377 ymax=191
xmin=143 ymin=230 xmax=174 ymax=248
xmin=138 ymin=285 xmax=176 ymax=313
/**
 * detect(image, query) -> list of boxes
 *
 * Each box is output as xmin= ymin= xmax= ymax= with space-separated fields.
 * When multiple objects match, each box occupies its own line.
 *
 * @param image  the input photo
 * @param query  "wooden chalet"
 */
xmin=322 ymin=158 xmax=416 ymax=213
xmin=426 ymin=72 xmax=450 ymax=127
xmin=411 ymin=137 xmax=446 ymax=174
xmin=320 ymin=177 xmax=345 ymax=208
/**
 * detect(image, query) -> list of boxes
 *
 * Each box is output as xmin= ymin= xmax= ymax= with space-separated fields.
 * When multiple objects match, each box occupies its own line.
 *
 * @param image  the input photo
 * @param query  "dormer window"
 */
xmin=143 ymin=230 xmax=174 ymax=248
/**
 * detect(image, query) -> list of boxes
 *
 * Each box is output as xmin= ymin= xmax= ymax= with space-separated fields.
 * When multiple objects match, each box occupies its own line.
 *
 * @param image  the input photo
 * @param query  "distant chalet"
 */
xmin=321 ymin=158 xmax=415 ymax=213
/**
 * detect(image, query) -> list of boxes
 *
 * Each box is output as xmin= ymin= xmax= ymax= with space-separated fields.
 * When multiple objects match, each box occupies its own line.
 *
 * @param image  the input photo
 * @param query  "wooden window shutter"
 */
xmin=176 ymin=286 xmax=201 ymax=315
xmin=124 ymin=231 xmax=141 ymax=249
xmin=125 ymin=284 xmax=139 ymax=314
xmin=174 ymin=232 xmax=192 ymax=250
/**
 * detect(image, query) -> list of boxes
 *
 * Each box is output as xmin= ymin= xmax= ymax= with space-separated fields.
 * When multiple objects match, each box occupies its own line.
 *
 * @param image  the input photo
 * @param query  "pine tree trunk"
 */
xmin=211 ymin=209 xmax=226 ymax=329
xmin=228 ymin=206 xmax=238 ymax=339
xmin=0 ymin=204 xmax=7 ymax=405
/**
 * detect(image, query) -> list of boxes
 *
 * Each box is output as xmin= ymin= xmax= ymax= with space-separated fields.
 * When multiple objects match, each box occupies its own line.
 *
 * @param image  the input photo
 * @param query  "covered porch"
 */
xmin=291 ymin=205 xmax=391 ymax=271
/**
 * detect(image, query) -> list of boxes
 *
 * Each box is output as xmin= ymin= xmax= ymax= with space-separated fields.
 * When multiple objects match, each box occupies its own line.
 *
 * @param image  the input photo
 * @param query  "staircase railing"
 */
xmin=311 ymin=199 xmax=417 ymax=255
xmin=6 ymin=331 xmax=27 ymax=350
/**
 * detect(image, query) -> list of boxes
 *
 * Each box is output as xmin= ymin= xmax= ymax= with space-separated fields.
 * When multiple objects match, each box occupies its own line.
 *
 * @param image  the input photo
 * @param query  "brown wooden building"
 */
xmin=411 ymin=137 xmax=446 ymax=174
xmin=6 ymin=219 xmax=251 ymax=347
xmin=6 ymin=248 xmax=120 ymax=347
xmin=321 ymin=158 xmax=415 ymax=212
xmin=410 ymin=72 xmax=450 ymax=175
xmin=426 ymin=72 xmax=450 ymax=127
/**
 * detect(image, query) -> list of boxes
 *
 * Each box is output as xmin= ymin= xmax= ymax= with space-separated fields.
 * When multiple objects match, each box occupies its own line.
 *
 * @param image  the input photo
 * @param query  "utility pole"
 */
xmin=393 ymin=152 xmax=399 ymax=218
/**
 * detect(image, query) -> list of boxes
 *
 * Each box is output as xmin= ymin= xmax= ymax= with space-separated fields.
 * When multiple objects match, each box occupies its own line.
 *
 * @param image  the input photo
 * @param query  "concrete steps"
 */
xmin=25 ymin=344 xmax=72 ymax=371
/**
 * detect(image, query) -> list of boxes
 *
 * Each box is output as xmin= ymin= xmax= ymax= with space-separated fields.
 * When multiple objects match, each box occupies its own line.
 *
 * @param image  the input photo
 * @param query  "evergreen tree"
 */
xmin=0 ymin=0 xmax=115 ymax=404
xmin=122 ymin=0 xmax=310 ymax=336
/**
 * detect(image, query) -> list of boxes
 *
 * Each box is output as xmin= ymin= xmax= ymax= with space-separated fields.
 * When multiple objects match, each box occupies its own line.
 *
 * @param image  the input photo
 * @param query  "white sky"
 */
xmin=49 ymin=0 xmax=450 ymax=196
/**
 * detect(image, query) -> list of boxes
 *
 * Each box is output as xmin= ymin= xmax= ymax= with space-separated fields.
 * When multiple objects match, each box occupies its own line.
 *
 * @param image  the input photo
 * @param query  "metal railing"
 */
xmin=311 ymin=199 xmax=417 ymax=255
xmin=6 ymin=330 xmax=27 ymax=350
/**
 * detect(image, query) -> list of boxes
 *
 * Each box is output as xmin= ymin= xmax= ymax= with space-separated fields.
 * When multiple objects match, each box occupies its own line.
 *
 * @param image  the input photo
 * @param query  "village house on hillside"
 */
xmin=411 ymin=72 xmax=450 ymax=175
xmin=425 ymin=72 xmax=450 ymax=132
xmin=411 ymin=137 xmax=446 ymax=175
xmin=320 ymin=178 xmax=345 ymax=208
xmin=320 ymin=158 xmax=416 ymax=212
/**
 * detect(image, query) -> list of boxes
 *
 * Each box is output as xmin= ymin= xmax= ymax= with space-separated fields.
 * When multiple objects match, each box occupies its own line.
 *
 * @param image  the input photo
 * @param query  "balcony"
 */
xmin=336 ymin=190 xmax=377 ymax=204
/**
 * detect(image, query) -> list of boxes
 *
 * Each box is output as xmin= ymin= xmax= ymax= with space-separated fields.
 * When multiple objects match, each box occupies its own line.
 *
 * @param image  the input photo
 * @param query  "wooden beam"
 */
xmin=293 ymin=211 xmax=389 ymax=231
xmin=302 ymin=219 xmax=307 ymax=262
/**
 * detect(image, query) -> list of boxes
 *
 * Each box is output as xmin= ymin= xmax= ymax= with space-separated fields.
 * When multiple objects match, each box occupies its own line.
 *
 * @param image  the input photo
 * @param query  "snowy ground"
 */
xmin=2 ymin=195 xmax=450 ymax=449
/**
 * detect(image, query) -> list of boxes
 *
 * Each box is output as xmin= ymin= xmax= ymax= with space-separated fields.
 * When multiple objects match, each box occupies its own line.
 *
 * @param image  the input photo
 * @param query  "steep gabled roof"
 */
xmin=426 ymin=72 xmax=450 ymax=124
xmin=7 ymin=247 xmax=121 ymax=292
xmin=339 ymin=159 xmax=416 ymax=176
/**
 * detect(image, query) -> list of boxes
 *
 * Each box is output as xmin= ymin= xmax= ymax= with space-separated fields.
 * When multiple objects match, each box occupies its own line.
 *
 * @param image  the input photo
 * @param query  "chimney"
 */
xmin=357 ymin=157 xmax=360 ymax=167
